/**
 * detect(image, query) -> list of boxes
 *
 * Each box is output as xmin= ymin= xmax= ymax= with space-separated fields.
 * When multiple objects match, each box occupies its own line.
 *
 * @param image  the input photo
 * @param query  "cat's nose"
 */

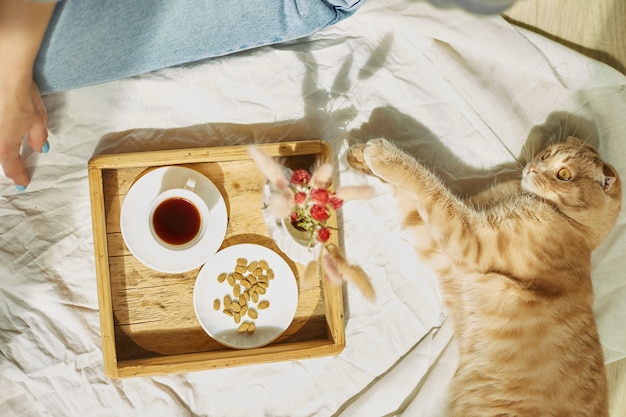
xmin=527 ymin=164 xmax=538 ymax=174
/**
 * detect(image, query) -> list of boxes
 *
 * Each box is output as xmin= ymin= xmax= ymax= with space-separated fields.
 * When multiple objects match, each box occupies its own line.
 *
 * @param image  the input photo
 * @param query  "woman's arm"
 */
xmin=0 ymin=0 xmax=55 ymax=190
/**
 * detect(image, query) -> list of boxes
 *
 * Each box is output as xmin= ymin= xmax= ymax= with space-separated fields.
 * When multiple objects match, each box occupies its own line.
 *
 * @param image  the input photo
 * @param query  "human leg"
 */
xmin=34 ymin=0 xmax=365 ymax=94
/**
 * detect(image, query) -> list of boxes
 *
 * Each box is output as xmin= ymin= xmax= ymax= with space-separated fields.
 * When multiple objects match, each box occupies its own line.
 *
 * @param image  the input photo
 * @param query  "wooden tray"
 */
xmin=88 ymin=140 xmax=344 ymax=378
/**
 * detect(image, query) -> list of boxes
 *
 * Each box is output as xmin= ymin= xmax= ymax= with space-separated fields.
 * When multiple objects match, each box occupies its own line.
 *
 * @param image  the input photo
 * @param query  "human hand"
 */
xmin=0 ymin=78 xmax=49 ymax=190
xmin=0 ymin=0 xmax=55 ymax=191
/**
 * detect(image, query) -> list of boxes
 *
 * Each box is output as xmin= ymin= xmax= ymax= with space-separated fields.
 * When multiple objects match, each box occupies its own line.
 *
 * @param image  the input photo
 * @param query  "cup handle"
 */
xmin=184 ymin=177 xmax=197 ymax=191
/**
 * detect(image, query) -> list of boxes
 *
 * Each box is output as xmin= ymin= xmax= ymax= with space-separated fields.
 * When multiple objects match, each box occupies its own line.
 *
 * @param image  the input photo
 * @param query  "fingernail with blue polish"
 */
xmin=16 ymin=185 xmax=27 ymax=192
xmin=41 ymin=141 xmax=50 ymax=154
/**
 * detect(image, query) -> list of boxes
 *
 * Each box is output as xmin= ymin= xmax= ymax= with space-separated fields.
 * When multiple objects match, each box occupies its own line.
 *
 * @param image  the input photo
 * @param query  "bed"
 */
xmin=2 ymin=0 xmax=625 ymax=415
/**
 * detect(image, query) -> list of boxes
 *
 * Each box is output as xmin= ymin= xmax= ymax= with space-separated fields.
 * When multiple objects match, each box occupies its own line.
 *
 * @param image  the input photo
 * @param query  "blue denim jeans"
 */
xmin=34 ymin=0 xmax=364 ymax=94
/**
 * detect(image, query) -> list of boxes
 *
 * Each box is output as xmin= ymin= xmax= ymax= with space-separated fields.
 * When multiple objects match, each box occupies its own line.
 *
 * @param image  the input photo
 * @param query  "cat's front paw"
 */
xmin=346 ymin=143 xmax=374 ymax=176
xmin=362 ymin=138 xmax=419 ymax=185
xmin=363 ymin=138 xmax=400 ymax=175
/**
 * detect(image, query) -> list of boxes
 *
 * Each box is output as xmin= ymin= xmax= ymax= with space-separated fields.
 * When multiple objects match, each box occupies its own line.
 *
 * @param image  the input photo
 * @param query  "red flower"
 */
xmin=290 ymin=211 xmax=299 ymax=223
xmin=310 ymin=204 xmax=329 ymax=222
xmin=329 ymin=196 xmax=343 ymax=210
xmin=290 ymin=169 xmax=311 ymax=185
xmin=317 ymin=227 xmax=331 ymax=243
xmin=310 ymin=188 xmax=330 ymax=205
xmin=294 ymin=192 xmax=307 ymax=205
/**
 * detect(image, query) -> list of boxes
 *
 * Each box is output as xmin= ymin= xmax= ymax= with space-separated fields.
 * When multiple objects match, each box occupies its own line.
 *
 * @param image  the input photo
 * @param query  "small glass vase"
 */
xmin=262 ymin=166 xmax=322 ymax=264
xmin=281 ymin=218 xmax=317 ymax=248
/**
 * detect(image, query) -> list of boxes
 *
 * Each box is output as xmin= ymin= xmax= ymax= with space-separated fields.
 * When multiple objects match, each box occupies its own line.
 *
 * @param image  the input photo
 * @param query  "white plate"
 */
xmin=193 ymin=244 xmax=298 ymax=349
xmin=120 ymin=166 xmax=227 ymax=273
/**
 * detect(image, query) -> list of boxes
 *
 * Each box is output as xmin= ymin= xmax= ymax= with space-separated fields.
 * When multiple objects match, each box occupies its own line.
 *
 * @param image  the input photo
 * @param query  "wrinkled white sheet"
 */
xmin=2 ymin=1 xmax=625 ymax=416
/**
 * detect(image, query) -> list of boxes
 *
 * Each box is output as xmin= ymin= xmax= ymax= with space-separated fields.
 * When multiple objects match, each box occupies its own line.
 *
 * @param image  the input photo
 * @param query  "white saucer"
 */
xmin=120 ymin=166 xmax=227 ymax=273
xmin=193 ymin=244 xmax=298 ymax=349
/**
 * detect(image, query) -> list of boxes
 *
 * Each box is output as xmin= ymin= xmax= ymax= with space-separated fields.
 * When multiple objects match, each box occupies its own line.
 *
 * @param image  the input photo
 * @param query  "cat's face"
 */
xmin=521 ymin=137 xmax=621 ymax=238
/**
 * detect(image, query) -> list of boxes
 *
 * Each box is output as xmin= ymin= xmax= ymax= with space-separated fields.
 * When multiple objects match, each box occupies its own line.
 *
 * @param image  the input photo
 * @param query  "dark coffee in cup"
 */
xmin=148 ymin=177 xmax=209 ymax=251
xmin=152 ymin=197 xmax=201 ymax=245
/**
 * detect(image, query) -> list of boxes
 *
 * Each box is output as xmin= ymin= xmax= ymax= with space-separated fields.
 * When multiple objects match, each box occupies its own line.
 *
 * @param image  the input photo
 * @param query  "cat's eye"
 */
xmin=540 ymin=151 xmax=550 ymax=161
xmin=557 ymin=168 xmax=571 ymax=180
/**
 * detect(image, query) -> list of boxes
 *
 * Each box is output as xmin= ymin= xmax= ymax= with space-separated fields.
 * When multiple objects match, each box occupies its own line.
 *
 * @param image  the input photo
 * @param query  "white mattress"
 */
xmin=2 ymin=1 xmax=625 ymax=416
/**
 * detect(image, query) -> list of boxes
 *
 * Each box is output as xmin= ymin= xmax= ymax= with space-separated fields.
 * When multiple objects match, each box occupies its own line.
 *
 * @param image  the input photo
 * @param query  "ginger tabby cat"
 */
xmin=347 ymin=137 xmax=621 ymax=417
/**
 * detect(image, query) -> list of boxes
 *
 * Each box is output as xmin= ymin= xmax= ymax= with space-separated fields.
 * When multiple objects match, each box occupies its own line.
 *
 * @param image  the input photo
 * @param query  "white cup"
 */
xmin=148 ymin=178 xmax=210 ymax=251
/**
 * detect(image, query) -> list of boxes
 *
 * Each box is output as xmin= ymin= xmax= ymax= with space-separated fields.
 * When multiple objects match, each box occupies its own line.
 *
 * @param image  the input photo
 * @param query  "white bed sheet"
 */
xmin=2 ymin=1 xmax=625 ymax=416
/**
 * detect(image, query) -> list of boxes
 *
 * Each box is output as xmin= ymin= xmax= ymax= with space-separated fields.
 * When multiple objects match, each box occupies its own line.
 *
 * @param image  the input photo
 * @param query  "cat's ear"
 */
xmin=566 ymin=136 xmax=599 ymax=154
xmin=604 ymin=176 xmax=617 ymax=192
xmin=602 ymin=163 xmax=619 ymax=193
xmin=566 ymin=136 xmax=583 ymax=145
